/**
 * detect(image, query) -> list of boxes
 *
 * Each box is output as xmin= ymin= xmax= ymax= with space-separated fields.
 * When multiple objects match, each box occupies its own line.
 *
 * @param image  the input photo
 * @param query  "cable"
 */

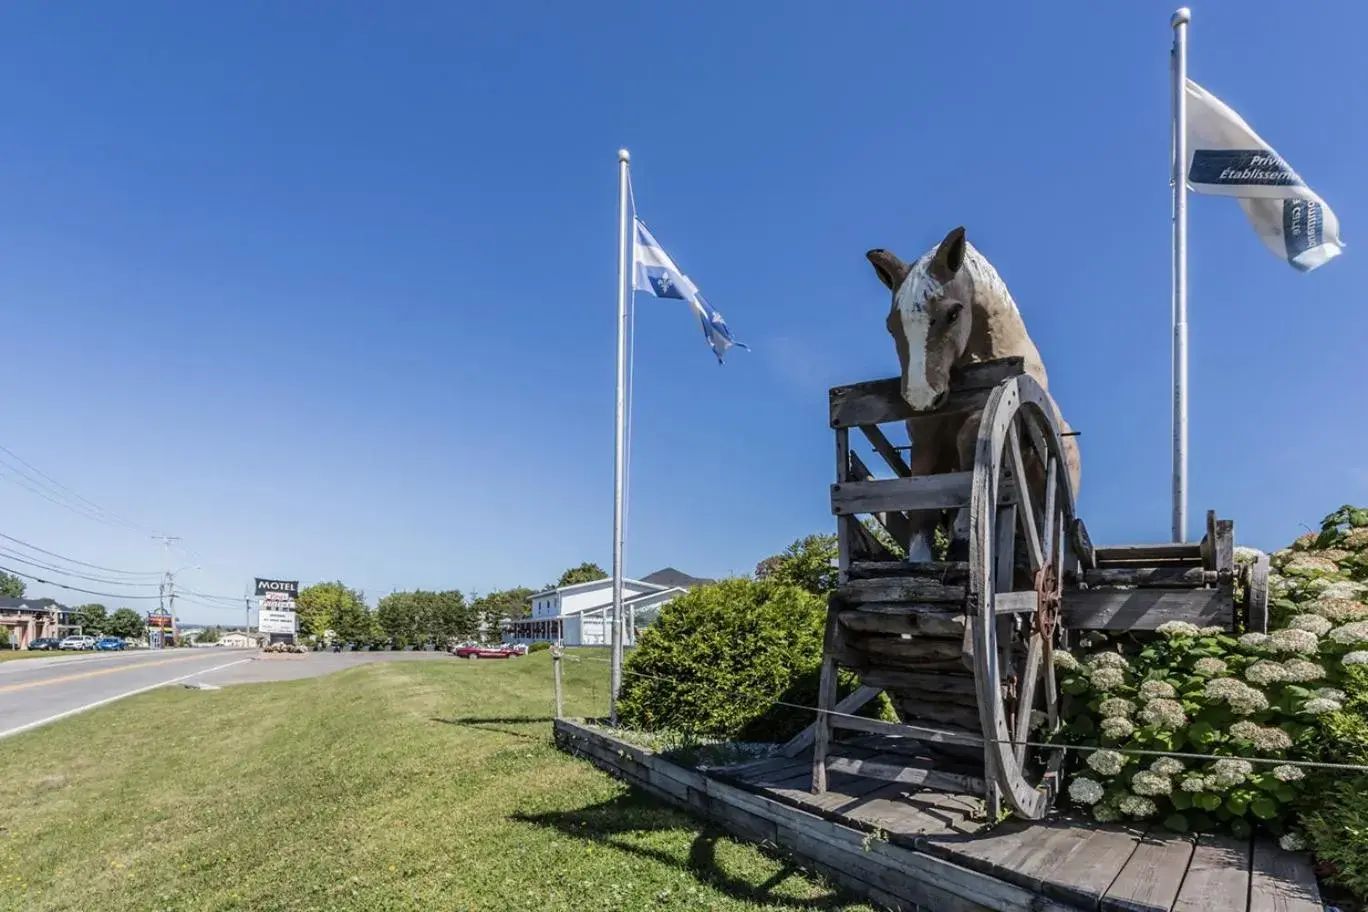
xmin=0 ymin=564 xmax=166 ymax=600
xmin=0 ymin=548 xmax=163 ymax=588
xmin=174 ymin=594 xmax=244 ymax=613
xmin=0 ymin=531 xmax=162 ymax=576
xmin=565 ymin=654 xmax=1368 ymax=774
xmin=0 ymin=443 xmax=153 ymax=534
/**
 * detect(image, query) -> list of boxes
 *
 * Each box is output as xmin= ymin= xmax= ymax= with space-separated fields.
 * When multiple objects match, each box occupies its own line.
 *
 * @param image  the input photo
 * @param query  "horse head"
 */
xmin=866 ymin=226 xmax=971 ymax=412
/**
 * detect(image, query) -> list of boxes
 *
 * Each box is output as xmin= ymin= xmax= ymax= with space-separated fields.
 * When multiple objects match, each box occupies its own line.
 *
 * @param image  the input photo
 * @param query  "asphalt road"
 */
xmin=0 ymin=648 xmax=454 ymax=740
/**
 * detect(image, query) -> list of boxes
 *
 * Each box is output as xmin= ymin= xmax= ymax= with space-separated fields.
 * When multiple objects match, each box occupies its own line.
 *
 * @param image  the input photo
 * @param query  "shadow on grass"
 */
xmin=515 ymin=791 xmax=857 ymax=910
xmin=431 ymin=716 xmax=554 ymax=740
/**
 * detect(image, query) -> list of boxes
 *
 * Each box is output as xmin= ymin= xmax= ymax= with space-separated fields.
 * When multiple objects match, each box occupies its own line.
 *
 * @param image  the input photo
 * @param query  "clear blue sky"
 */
xmin=0 ymin=1 xmax=1362 ymax=623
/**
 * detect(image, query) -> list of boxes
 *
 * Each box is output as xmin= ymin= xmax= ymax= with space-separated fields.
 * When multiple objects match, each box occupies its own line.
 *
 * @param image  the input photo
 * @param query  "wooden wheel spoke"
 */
xmin=1012 ymin=634 xmax=1043 ymax=764
xmin=1006 ymin=422 xmax=1043 ymax=572
xmin=1040 ymin=455 xmax=1058 ymax=567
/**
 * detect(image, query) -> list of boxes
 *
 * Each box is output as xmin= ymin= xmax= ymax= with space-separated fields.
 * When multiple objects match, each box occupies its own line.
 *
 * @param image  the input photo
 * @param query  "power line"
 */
xmin=0 ymin=563 xmax=166 ymax=600
xmin=0 ymin=531 xmax=162 ymax=577
xmin=0 ymin=443 xmax=154 ymax=535
xmin=0 ymin=547 xmax=164 ymax=588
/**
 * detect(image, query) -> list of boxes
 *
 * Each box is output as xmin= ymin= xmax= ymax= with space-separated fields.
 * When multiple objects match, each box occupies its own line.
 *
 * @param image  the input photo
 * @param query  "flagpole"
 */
xmin=610 ymin=147 xmax=630 ymax=723
xmin=1170 ymin=7 xmax=1190 ymax=543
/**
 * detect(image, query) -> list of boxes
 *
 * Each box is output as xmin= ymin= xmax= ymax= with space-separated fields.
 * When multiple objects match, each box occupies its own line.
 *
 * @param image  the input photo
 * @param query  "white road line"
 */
xmin=0 ymin=657 xmax=255 ymax=741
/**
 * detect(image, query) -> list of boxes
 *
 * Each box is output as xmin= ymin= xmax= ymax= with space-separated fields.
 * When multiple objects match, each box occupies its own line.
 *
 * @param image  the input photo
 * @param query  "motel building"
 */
xmin=503 ymin=568 xmax=711 ymax=648
xmin=0 ymin=597 xmax=74 ymax=648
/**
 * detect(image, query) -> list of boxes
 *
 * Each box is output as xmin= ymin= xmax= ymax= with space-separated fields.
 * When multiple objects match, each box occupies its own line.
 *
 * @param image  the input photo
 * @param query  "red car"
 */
xmin=452 ymin=643 xmax=517 ymax=659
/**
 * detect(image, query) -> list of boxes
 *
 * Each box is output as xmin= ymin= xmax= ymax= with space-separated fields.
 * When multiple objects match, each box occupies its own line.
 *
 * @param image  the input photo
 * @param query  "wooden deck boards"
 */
xmin=554 ymin=720 xmax=1323 ymax=912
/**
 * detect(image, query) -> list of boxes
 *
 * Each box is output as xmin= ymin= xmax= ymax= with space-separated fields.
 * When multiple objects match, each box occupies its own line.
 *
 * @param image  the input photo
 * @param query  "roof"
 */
xmin=0 ymin=597 xmax=66 ymax=613
xmin=639 ymin=568 xmax=713 ymax=590
xmin=526 ymin=576 xmax=669 ymax=601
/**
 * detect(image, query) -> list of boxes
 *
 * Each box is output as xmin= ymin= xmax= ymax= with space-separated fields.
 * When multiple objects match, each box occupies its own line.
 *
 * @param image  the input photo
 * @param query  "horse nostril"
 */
xmin=931 ymin=391 xmax=948 ymax=409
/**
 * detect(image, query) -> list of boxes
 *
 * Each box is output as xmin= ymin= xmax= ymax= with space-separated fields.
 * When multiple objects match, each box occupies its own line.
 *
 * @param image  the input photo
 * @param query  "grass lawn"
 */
xmin=0 ymin=649 xmax=872 ymax=912
xmin=0 ymin=650 xmax=68 ymax=662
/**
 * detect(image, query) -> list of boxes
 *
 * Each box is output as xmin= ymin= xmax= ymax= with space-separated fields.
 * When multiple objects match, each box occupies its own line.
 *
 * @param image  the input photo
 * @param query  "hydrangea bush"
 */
xmin=1055 ymin=506 xmax=1368 ymax=864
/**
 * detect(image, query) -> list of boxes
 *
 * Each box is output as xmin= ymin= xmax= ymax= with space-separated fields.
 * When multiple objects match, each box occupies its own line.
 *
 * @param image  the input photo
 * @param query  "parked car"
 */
xmin=509 ymin=643 xmax=529 ymax=655
xmin=452 ymin=643 xmax=518 ymax=659
xmin=95 ymin=636 xmax=126 ymax=651
xmin=59 ymin=635 xmax=97 ymax=650
xmin=26 ymin=637 xmax=62 ymax=651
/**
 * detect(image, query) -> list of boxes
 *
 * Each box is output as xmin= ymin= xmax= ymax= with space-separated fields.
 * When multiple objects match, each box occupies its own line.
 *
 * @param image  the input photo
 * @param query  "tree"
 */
xmin=471 ymin=587 xmax=534 ymax=636
xmin=106 ymin=608 xmax=144 ymax=640
xmin=0 ymin=571 xmax=24 ymax=598
xmin=73 ymin=603 xmax=109 ymax=636
xmin=555 ymin=562 xmax=607 ymax=588
xmin=296 ymin=581 xmax=371 ymax=641
xmin=196 ymin=626 xmax=222 ymax=644
xmin=754 ymin=534 xmax=838 ymax=596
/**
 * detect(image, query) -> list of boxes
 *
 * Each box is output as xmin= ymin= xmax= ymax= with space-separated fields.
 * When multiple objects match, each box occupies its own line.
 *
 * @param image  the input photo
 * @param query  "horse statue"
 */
xmin=865 ymin=226 xmax=1081 ymax=563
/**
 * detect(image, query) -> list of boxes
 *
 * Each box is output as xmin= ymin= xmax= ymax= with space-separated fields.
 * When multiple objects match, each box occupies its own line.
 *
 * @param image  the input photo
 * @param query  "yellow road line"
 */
xmin=0 ymin=654 xmax=217 ymax=694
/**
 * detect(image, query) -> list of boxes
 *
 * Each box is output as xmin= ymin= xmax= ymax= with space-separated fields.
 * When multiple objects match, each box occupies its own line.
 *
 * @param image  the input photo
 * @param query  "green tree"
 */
xmin=106 ymin=608 xmax=144 ymax=640
xmin=754 ymin=534 xmax=838 ymax=595
xmin=296 ymin=581 xmax=371 ymax=641
xmin=196 ymin=626 xmax=222 ymax=644
xmin=555 ymin=562 xmax=607 ymax=588
xmin=73 ymin=603 xmax=109 ymax=636
xmin=376 ymin=592 xmax=419 ymax=647
xmin=0 ymin=571 xmax=25 ymax=598
xmin=470 ymin=587 xmax=534 ymax=635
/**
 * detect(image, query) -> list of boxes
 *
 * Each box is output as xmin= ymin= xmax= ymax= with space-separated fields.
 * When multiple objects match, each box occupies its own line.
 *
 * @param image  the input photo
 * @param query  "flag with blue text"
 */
xmin=1185 ymin=78 xmax=1343 ymax=272
xmin=632 ymin=218 xmax=748 ymax=364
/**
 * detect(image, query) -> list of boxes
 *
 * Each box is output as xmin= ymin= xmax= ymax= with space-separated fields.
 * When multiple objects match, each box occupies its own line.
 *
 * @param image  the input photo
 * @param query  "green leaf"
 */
xmin=1163 ymin=813 xmax=1191 ymax=834
xmin=1274 ymin=784 xmax=1299 ymax=804
xmin=1062 ymin=677 xmax=1090 ymax=696
xmin=1196 ymin=793 xmax=1223 ymax=812
xmin=1187 ymin=721 xmax=1217 ymax=747
xmin=1190 ymin=811 xmax=1215 ymax=832
xmin=1229 ymin=817 xmax=1253 ymax=841
xmin=1171 ymin=790 xmax=1193 ymax=811
xmin=1250 ymin=797 xmax=1279 ymax=820
xmin=1226 ymin=794 xmax=1249 ymax=816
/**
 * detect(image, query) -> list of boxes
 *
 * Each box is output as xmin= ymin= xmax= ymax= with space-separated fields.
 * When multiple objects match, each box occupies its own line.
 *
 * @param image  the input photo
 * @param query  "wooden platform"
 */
xmin=554 ymin=720 xmax=1323 ymax=912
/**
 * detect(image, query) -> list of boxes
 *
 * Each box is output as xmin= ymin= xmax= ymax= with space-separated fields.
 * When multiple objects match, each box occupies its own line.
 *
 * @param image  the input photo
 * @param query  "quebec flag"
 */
xmin=632 ymin=218 xmax=748 ymax=364
xmin=1185 ymin=79 xmax=1344 ymax=272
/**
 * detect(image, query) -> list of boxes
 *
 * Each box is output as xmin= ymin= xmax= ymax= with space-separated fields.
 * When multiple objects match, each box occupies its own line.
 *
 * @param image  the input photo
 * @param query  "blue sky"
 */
xmin=0 ymin=1 xmax=1362 ymax=623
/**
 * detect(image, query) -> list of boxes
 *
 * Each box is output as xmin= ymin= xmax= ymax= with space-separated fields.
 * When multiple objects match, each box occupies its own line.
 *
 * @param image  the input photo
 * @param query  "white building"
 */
xmin=503 ymin=568 xmax=711 ymax=647
xmin=220 ymin=632 xmax=264 ymax=649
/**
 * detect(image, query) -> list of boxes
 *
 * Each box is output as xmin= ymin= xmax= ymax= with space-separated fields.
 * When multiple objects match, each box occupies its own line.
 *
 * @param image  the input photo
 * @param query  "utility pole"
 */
xmin=244 ymin=582 xmax=252 ymax=633
xmin=153 ymin=535 xmax=182 ymax=646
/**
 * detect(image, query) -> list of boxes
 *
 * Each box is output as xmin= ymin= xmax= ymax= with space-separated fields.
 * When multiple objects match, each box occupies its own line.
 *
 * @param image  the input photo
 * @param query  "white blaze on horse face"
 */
xmin=894 ymin=265 xmax=943 ymax=411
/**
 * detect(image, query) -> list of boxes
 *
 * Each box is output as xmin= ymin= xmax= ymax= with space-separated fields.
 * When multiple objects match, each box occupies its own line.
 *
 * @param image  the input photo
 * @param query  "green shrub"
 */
xmin=1300 ymin=665 xmax=1368 ymax=897
xmin=527 ymin=641 xmax=551 ymax=653
xmin=617 ymin=577 xmax=890 ymax=742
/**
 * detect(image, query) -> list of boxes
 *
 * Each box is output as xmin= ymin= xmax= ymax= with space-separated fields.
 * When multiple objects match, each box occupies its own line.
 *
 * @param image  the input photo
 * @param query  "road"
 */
xmin=0 ymin=648 xmax=453 ymax=740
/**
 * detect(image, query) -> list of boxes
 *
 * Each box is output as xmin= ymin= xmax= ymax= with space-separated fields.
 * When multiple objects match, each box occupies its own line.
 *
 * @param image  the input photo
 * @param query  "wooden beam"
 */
xmin=1083 ymin=567 xmax=1217 ymax=587
xmin=811 ymin=606 xmax=842 ymax=793
xmin=859 ymin=424 xmax=912 ymax=477
xmin=831 ymin=471 xmax=973 ymax=516
xmin=1094 ymin=542 xmax=1202 ymax=564
xmin=824 ymin=754 xmax=986 ymax=795
xmin=856 ymin=668 xmax=979 ymax=697
xmin=994 ymin=591 xmax=1039 ymax=614
xmin=828 ymin=711 xmax=985 ymax=748
xmin=1005 ymin=423 xmax=1043 ymax=571
xmin=848 ymin=449 xmax=912 ymax=546
xmin=779 ymin=684 xmax=883 ymax=758
xmin=1246 ymin=553 xmax=1270 ymax=634
xmin=837 ymin=607 xmax=964 ymax=637
xmin=849 ymin=560 xmax=968 ymax=581
xmin=1064 ymin=587 xmax=1233 ymax=631
xmin=828 ymin=358 xmax=1025 ymax=429
xmin=837 ymin=576 xmax=966 ymax=604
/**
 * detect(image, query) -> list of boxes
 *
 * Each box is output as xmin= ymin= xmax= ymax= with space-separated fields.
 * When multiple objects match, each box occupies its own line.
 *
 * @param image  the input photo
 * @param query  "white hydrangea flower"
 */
xmin=1309 ymin=599 xmax=1368 ymax=623
xmin=1239 ymin=632 xmax=1271 ymax=648
xmin=1130 ymin=771 xmax=1173 ymax=796
xmin=1251 ymin=727 xmax=1293 ymax=751
xmin=1210 ymin=759 xmax=1253 ymax=787
xmin=1139 ymin=680 xmax=1177 ymax=701
xmin=1156 ymin=620 xmax=1201 ymax=638
xmin=1086 ymin=749 xmax=1126 ymax=776
xmin=1229 ymin=720 xmax=1261 ymax=741
xmin=1205 ymin=678 xmax=1248 ymax=701
xmin=1279 ymin=832 xmax=1307 ymax=852
xmin=1100 ymin=718 xmax=1135 ymax=740
xmin=1344 ymin=651 xmax=1368 ymax=665
xmin=1092 ymin=802 xmax=1120 ymax=823
xmin=1234 ymin=546 xmax=1266 ymax=564
xmin=1098 ymin=697 xmax=1135 ymax=719
xmin=1245 ymin=660 xmax=1287 ymax=685
xmin=1268 ymin=629 xmax=1321 ymax=654
xmin=1231 ymin=688 xmax=1270 ymax=715
xmin=1090 ymin=667 xmax=1126 ymax=691
xmin=1302 ymin=697 xmax=1342 ymax=715
xmin=1117 ymin=794 xmax=1157 ymax=818
xmin=1088 ymin=652 xmax=1130 ymax=670
xmin=1280 ymin=659 xmax=1326 ymax=683
xmin=1052 ymin=652 xmax=1080 ymax=672
xmin=1029 ymin=709 xmax=1049 ymax=731
xmin=1273 ymin=765 xmax=1305 ymax=782
xmin=1289 ymin=614 xmax=1333 ymax=636
xmin=1329 ymin=621 xmax=1368 ymax=646
xmin=1193 ymin=657 xmax=1228 ymax=676
xmin=1179 ymin=775 xmax=1209 ymax=792
xmin=1138 ymin=698 xmax=1187 ymax=730
xmin=1317 ymin=688 xmax=1347 ymax=702
xmin=1068 ymin=776 xmax=1105 ymax=805
xmin=1150 ymin=757 xmax=1184 ymax=777
xmin=1199 ymin=626 xmax=1226 ymax=636
xmin=1317 ymin=580 xmax=1368 ymax=600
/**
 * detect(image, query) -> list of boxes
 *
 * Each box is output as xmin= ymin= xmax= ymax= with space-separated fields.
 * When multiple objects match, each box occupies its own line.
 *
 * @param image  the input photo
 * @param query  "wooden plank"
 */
xmin=828 ymin=359 xmax=1025 ymax=429
xmin=1172 ymin=833 xmax=1251 ymax=912
xmin=846 ymin=514 xmax=898 ymax=563
xmin=1246 ymin=553 xmax=1270 ymax=634
xmin=1064 ymin=587 xmax=1232 ymax=631
xmin=860 ymin=423 xmax=912 ymax=478
xmin=838 ymin=576 xmax=966 ymax=604
xmin=1083 ymin=567 xmax=1218 ymax=587
xmin=835 ymin=427 xmax=854 ymax=578
xmin=832 ymin=471 xmax=973 ymax=516
xmin=1027 ymin=824 xmax=1145 ymax=910
xmin=1215 ymin=519 xmax=1234 ymax=576
xmin=829 ymin=711 xmax=984 ymax=748
xmin=836 ymin=782 xmax=984 ymax=839
xmin=825 ymin=753 xmax=986 ymax=795
xmin=844 ymin=633 xmax=967 ymax=663
xmin=838 ymin=607 xmax=964 ymax=637
xmin=1248 ymin=839 xmax=1322 ymax=912
xmin=1072 ymin=518 xmax=1097 ymax=571
xmin=1103 ymin=831 xmax=1196 ymax=912
xmin=1095 ymin=542 xmax=1203 ymax=563
xmin=995 ymin=591 xmax=1038 ymax=614
xmin=857 ymin=668 xmax=979 ymax=698
xmin=779 ymin=683 xmax=883 ymax=758
xmin=849 ymin=560 xmax=969 ymax=581
xmin=849 ymin=449 xmax=913 ymax=546
xmin=811 ymin=606 xmax=842 ymax=793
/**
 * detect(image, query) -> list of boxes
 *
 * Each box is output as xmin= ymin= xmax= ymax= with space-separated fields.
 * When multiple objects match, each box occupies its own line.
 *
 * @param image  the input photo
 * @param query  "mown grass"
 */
xmin=0 ymin=650 xmax=70 ymax=662
xmin=0 ymin=649 xmax=871 ymax=912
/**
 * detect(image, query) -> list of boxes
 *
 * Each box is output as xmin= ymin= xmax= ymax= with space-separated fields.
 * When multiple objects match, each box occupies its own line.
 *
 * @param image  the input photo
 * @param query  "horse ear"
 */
xmin=929 ymin=227 xmax=967 ymax=281
xmin=866 ymin=249 xmax=910 ymax=291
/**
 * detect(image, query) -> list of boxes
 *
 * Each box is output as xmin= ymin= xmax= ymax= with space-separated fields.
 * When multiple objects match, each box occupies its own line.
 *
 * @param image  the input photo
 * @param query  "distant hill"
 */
xmin=640 ymin=568 xmax=713 ymax=590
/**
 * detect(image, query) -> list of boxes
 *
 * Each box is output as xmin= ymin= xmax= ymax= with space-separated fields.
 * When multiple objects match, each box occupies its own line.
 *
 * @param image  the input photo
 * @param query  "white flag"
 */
xmin=1185 ymin=78 xmax=1343 ymax=272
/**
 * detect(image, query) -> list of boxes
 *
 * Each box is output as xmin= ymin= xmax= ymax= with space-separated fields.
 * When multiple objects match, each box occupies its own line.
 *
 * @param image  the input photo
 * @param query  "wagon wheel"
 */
xmin=968 ymin=374 xmax=1076 ymax=820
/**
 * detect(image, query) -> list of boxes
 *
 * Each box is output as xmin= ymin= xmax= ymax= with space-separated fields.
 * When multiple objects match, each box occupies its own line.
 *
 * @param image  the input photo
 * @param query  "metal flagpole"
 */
xmin=610 ymin=147 xmax=631 ymax=723
xmin=1170 ymin=8 xmax=1190 ymax=543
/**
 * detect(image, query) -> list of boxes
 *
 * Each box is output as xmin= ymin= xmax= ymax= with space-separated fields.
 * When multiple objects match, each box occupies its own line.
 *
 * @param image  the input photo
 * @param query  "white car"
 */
xmin=59 ymin=635 xmax=97 ymax=650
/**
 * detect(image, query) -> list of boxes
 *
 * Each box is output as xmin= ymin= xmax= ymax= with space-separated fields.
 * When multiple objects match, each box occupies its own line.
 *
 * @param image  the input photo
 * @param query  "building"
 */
xmin=0 ymin=598 xmax=75 ymax=648
xmin=220 ymin=632 xmax=265 ymax=649
xmin=503 ymin=568 xmax=713 ymax=647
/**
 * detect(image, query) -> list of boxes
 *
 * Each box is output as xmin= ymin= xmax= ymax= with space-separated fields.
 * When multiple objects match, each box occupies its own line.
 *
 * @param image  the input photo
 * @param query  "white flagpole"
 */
xmin=1170 ymin=8 xmax=1190 ymax=543
xmin=610 ymin=148 xmax=630 ymax=723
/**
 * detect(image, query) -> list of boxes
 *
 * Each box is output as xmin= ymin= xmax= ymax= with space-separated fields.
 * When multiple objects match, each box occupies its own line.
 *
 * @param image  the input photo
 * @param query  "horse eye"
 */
xmin=946 ymin=304 xmax=963 ymax=324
